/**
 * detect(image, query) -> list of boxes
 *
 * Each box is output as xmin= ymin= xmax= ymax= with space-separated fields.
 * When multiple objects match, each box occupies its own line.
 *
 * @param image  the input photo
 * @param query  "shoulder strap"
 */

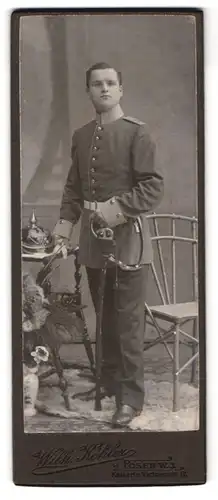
xmin=123 ymin=116 xmax=145 ymax=125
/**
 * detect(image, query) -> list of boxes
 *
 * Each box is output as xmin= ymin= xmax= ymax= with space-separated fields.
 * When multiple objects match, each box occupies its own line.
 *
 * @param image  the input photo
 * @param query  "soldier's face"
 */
xmin=87 ymin=68 xmax=123 ymax=112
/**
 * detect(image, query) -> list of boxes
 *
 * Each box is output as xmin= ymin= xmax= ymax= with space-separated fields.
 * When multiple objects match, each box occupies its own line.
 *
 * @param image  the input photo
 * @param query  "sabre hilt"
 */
xmin=90 ymin=213 xmax=114 ymax=241
xmin=90 ymin=213 xmax=144 ymax=271
xmin=93 ymin=226 xmax=114 ymax=241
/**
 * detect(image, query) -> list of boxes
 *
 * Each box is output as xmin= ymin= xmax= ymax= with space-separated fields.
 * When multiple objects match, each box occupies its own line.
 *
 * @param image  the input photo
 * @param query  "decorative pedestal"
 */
xmin=22 ymin=245 xmax=95 ymax=410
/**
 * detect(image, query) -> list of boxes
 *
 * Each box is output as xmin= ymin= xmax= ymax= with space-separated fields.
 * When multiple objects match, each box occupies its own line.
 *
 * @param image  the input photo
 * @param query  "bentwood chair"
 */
xmin=144 ymin=213 xmax=199 ymax=412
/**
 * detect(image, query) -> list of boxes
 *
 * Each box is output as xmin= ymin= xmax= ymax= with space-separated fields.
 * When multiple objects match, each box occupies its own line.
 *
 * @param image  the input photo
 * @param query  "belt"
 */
xmin=84 ymin=200 xmax=107 ymax=211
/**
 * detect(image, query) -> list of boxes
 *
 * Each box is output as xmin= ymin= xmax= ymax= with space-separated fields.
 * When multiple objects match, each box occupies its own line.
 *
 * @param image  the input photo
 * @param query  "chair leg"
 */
xmin=173 ymin=323 xmax=180 ymax=412
xmin=76 ymin=308 xmax=95 ymax=376
xmin=144 ymin=305 xmax=174 ymax=360
xmin=191 ymin=318 xmax=198 ymax=385
xmin=144 ymin=309 xmax=148 ymax=339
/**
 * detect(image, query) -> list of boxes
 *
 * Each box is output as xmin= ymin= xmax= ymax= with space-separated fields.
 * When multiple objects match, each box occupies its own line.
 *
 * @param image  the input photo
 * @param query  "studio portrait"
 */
xmin=20 ymin=12 xmax=199 ymax=434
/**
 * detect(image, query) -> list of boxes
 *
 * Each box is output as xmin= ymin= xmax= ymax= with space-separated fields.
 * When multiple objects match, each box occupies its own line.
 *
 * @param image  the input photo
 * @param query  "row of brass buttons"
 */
xmin=91 ymin=125 xmax=103 ymax=196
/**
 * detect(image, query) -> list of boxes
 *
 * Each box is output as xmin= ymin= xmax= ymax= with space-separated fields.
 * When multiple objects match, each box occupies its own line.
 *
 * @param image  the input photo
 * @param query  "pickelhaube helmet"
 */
xmin=22 ymin=211 xmax=55 ymax=254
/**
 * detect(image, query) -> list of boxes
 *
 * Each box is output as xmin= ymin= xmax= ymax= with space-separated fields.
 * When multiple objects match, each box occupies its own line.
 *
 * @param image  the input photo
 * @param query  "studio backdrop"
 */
xmin=20 ymin=13 xmax=197 ymax=312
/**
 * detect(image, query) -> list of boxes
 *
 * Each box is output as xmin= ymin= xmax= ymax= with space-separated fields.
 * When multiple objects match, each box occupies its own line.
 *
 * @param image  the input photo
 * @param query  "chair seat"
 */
xmin=149 ymin=301 xmax=198 ymax=321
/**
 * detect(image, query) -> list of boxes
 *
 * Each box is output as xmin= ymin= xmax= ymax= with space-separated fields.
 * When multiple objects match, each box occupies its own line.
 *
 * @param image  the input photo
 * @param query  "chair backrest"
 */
xmin=146 ymin=213 xmax=198 ymax=305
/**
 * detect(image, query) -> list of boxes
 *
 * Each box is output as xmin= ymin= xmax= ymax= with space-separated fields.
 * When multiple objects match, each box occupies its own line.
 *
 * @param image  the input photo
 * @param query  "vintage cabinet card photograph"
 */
xmin=11 ymin=8 xmax=206 ymax=486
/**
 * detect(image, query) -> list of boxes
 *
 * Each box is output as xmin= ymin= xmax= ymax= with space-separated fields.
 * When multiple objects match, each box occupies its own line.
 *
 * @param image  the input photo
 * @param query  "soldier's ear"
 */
xmin=119 ymin=85 xmax=123 ymax=96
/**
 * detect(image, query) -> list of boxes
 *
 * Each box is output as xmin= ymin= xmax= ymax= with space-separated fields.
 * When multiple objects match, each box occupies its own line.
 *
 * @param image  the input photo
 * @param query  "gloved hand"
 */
xmin=53 ymin=234 xmax=69 ymax=259
xmin=95 ymin=197 xmax=127 ymax=228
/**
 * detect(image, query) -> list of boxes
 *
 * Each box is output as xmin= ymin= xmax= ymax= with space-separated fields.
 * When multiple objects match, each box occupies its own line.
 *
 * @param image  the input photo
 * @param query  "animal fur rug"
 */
xmin=24 ymin=368 xmax=199 ymax=433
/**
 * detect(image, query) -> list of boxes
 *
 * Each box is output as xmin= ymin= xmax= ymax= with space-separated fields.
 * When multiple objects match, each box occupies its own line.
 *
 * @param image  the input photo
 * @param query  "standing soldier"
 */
xmin=53 ymin=62 xmax=164 ymax=427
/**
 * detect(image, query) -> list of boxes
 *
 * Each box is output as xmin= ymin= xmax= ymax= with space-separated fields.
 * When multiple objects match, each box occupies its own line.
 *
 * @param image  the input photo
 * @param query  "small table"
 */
xmin=22 ymin=245 xmax=95 ymax=410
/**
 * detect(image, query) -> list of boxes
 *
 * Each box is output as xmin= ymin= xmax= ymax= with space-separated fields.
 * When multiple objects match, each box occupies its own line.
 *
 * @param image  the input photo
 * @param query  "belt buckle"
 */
xmin=86 ymin=200 xmax=98 ymax=210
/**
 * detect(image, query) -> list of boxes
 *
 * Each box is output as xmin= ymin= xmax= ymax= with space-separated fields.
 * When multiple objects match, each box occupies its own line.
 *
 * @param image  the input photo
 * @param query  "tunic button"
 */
xmin=95 ymin=136 xmax=100 ymax=140
xmin=92 ymin=157 xmax=96 ymax=161
xmin=97 ymin=126 xmax=103 ymax=131
xmin=93 ymin=146 xmax=98 ymax=151
xmin=91 ymin=167 xmax=95 ymax=173
xmin=92 ymin=189 xmax=96 ymax=195
xmin=91 ymin=179 xmax=95 ymax=184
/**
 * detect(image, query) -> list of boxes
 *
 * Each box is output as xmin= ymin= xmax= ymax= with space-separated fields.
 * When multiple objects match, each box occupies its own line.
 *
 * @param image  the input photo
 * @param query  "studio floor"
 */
xmin=24 ymin=341 xmax=199 ymax=433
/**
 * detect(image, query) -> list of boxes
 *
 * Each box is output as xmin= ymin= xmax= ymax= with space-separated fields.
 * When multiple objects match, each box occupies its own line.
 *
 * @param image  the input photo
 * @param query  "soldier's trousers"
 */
xmin=86 ymin=265 xmax=148 ymax=410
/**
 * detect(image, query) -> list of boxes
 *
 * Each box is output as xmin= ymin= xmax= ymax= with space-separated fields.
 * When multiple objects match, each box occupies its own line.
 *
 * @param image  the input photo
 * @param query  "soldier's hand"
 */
xmin=96 ymin=198 xmax=127 ymax=228
xmin=53 ymin=235 xmax=69 ymax=259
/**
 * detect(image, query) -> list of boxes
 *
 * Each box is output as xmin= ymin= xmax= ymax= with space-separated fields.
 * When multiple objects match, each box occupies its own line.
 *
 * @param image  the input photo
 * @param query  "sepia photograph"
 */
xmin=19 ymin=11 xmax=201 ymax=438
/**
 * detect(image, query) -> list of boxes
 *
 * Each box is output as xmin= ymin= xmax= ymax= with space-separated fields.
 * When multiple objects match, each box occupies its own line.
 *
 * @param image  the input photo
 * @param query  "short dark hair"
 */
xmin=86 ymin=62 xmax=122 ymax=88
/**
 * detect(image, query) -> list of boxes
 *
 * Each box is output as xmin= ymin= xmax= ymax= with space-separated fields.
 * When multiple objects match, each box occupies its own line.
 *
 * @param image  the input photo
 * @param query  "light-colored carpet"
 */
xmin=24 ymin=368 xmax=199 ymax=433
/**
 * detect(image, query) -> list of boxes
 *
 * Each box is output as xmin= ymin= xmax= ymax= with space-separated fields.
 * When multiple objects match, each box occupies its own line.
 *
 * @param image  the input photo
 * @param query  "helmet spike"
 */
xmin=29 ymin=210 xmax=38 ymax=227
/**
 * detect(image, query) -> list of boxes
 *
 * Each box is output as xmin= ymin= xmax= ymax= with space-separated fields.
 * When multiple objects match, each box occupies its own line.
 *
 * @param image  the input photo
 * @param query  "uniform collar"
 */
xmin=96 ymin=105 xmax=124 ymax=125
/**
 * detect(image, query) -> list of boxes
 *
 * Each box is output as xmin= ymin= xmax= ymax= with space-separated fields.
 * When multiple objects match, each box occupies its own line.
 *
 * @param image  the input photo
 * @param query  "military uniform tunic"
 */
xmin=54 ymin=115 xmax=164 ymax=410
xmin=54 ymin=116 xmax=164 ymax=268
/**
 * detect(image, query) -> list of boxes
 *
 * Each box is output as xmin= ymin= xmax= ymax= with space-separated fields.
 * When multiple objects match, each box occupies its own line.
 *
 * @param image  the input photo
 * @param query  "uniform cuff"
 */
xmin=100 ymin=197 xmax=128 ymax=227
xmin=53 ymin=219 xmax=74 ymax=240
